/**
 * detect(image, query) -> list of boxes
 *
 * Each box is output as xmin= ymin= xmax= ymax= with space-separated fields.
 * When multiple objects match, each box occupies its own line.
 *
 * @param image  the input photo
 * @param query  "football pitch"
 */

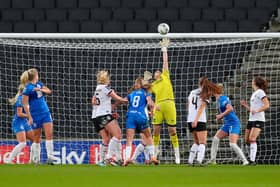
xmin=0 ymin=164 xmax=279 ymax=187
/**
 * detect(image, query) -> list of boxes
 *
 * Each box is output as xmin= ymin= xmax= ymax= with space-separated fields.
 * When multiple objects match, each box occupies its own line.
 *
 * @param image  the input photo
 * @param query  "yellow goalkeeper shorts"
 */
xmin=152 ymin=100 xmax=177 ymax=126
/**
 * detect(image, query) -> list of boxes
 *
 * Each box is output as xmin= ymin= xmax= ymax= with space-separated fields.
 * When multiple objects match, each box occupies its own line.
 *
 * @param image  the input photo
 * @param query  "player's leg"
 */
xmin=105 ymin=119 xmax=122 ymax=164
xmin=131 ymin=133 xmax=146 ymax=162
xmin=31 ymin=127 xmax=42 ymax=164
xmin=98 ymin=129 xmax=110 ymax=164
xmin=6 ymin=131 xmax=27 ymax=164
xmin=187 ymin=123 xmax=198 ymax=165
xmin=209 ymin=129 xmax=228 ymax=164
xmin=229 ymin=134 xmax=248 ymax=165
xmin=196 ymin=126 xmax=207 ymax=164
xmin=142 ymin=127 xmax=159 ymax=165
xmin=164 ymin=101 xmax=180 ymax=164
xmin=228 ymin=124 xmax=248 ymax=165
xmin=248 ymin=126 xmax=261 ymax=165
xmin=152 ymin=107 xmax=163 ymax=159
xmin=244 ymin=121 xmax=252 ymax=157
xmin=124 ymin=128 xmax=135 ymax=162
xmin=42 ymin=113 xmax=54 ymax=164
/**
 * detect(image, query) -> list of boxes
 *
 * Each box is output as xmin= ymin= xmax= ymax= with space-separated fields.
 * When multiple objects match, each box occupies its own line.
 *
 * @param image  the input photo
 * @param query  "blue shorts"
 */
xmin=12 ymin=118 xmax=32 ymax=134
xmin=220 ymin=121 xmax=241 ymax=135
xmin=126 ymin=113 xmax=150 ymax=132
xmin=32 ymin=112 xmax=53 ymax=129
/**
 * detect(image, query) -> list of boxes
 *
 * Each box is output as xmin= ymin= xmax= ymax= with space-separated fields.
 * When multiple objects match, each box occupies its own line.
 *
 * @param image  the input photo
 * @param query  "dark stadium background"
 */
xmin=0 ymin=0 xmax=279 ymax=164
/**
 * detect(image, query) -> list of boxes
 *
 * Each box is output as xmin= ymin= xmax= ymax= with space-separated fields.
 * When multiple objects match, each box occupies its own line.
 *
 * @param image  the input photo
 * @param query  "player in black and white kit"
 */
xmin=92 ymin=70 xmax=127 ymax=166
xmin=240 ymin=77 xmax=270 ymax=165
xmin=187 ymin=77 xmax=208 ymax=165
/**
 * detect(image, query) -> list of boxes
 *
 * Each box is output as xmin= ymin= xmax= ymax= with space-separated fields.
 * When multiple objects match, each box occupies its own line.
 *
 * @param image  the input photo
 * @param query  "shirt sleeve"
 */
xmin=162 ymin=69 xmax=170 ymax=79
xmin=221 ymin=97 xmax=231 ymax=108
xmin=15 ymin=97 xmax=23 ymax=108
xmin=257 ymin=90 xmax=266 ymax=100
xmin=22 ymin=85 xmax=32 ymax=96
xmin=104 ymin=86 xmax=113 ymax=95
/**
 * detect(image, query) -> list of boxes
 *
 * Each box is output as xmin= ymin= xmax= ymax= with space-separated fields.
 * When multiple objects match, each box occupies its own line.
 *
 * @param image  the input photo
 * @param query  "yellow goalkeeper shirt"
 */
xmin=152 ymin=69 xmax=175 ymax=103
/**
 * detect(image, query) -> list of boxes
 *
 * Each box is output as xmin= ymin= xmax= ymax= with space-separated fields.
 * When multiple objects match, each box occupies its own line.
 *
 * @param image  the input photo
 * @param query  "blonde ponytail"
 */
xmin=8 ymin=71 xmax=29 ymax=105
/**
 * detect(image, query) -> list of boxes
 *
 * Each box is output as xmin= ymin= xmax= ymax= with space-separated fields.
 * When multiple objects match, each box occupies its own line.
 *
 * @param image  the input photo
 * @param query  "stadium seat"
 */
xmin=180 ymin=8 xmax=201 ymax=21
xmin=46 ymin=9 xmax=67 ymax=21
xmin=2 ymin=9 xmax=22 ymax=21
xmin=167 ymin=0 xmax=187 ymax=8
xmin=113 ymin=8 xmax=134 ymax=21
xmin=238 ymin=20 xmax=261 ymax=32
xmin=0 ymin=0 xmax=11 ymax=8
xmin=158 ymin=8 xmax=178 ymax=21
xmin=193 ymin=21 xmax=215 ymax=32
xmin=91 ymin=8 xmax=112 ymax=21
xmin=248 ymin=8 xmax=272 ymax=24
xmin=148 ymin=21 xmax=162 ymax=32
xmin=211 ymin=0 xmax=233 ymax=8
xmin=225 ymin=8 xmax=247 ymax=21
xmin=103 ymin=21 xmax=124 ymax=33
xmin=170 ymin=21 xmax=192 ymax=33
xmin=256 ymin=0 xmax=277 ymax=11
xmin=12 ymin=0 xmax=32 ymax=8
xmin=145 ymin=0 xmax=166 ymax=8
xmin=125 ymin=21 xmax=147 ymax=33
xmin=189 ymin=0 xmax=210 ymax=8
xmin=14 ymin=22 xmax=35 ymax=32
xmin=234 ymin=0 xmax=255 ymax=8
xmin=81 ymin=21 xmax=102 ymax=32
xmin=56 ymin=0 xmax=77 ymax=8
xmin=69 ymin=9 xmax=90 ymax=21
xmin=122 ymin=0 xmax=143 ymax=8
xmin=36 ymin=21 xmax=57 ymax=33
xmin=202 ymin=8 xmax=224 ymax=21
xmin=216 ymin=21 xmax=238 ymax=32
xmin=0 ymin=22 xmax=13 ymax=32
xmin=58 ymin=21 xmax=80 ymax=33
xmin=78 ymin=0 xmax=99 ymax=8
xmin=135 ymin=9 xmax=157 ymax=21
xmin=24 ymin=9 xmax=45 ymax=21
xmin=34 ymin=0 xmax=55 ymax=8
xmin=100 ymin=0 xmax=121 ymax=8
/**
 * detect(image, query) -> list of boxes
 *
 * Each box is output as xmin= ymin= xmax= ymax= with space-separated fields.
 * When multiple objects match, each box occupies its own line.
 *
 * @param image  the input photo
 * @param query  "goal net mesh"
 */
xmin=0 ymin=36 xmax=279 ymax=164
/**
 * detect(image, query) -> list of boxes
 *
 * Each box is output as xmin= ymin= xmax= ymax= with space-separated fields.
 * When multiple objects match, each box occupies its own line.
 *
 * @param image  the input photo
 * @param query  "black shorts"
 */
xmin=92 ymin=114 xmax=114 ymax=133
xmin=246 ymin=121 xmax=264 ymax=130
xmin=188 ymin=122 xmax=207 ymax=133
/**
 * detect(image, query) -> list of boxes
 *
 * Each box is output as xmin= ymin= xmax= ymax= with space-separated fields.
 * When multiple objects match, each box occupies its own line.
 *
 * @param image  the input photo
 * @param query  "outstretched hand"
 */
xmin=160 ymin=38 xmax=170 ymax=52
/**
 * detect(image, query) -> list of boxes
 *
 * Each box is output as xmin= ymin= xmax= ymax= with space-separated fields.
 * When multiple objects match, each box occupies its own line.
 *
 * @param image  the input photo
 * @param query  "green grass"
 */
xmin=0 ymin=164 xmax=279 ymax=187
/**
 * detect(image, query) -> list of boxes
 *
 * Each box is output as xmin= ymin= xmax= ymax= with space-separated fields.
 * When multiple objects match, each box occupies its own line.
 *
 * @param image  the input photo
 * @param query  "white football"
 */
xmin=157 ymin=23 xmax=170 ymax=35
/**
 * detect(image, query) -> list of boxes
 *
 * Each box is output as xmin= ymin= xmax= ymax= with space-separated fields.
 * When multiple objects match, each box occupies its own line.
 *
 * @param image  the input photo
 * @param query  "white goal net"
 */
xmin=0 ymin=33 xmax=279 ymax=164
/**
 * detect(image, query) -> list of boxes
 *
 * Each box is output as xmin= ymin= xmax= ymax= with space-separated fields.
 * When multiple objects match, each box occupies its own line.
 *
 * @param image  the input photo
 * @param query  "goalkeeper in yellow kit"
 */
xmin=144 ymin=38 xmax=180 ymax=164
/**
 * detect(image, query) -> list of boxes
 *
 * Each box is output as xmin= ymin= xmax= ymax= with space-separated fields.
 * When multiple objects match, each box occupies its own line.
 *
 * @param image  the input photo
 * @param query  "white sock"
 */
xmin=31 ymin=143 xmax=41 ymax=163
xmin=188 ymin=144 xmax=198 ymax=164
xmin=230 ymin=143 xmax=247 ymax=162
xmin=210 ymin=136 xmax=220 ymax=161
xmin=131 ymin=143 xmax=145 ymax=160
xmin=197 ymin=144 xmax=206 ymax=164
xmin=124 ymin=146 xmax=132 ymax=161
xmin=106 ymin=137 xmax=122 ymax=161
xmin=100 ymin=144 xmax=108 ymax=162
xmin=145 ymin=145 xmax=155 ymax=160
xmin=250 ymin=142 xmax=257 ymax=162
xmin=46 ymin=140 xmax=55 ymax=160
xmin=144 ymin=147 xmax=149 ymax=161
xmin=174 ymin=147 xmax=180 ymax=164
xmin=154 ymin=145 xmax=159 ymax=158
xmin=7 ymin=142 xmax=26 ymax=163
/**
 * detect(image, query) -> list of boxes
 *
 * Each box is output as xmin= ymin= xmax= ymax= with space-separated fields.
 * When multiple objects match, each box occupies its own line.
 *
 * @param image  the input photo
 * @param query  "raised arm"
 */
xmin=22 ymin=95 xmax=33 ymax=125
xmin=160 ymin=38 xmax=170 ymax=71
xmin=33 ymin=86 xmax=52 ymax=95
xmin=109 ymin=90 xmax=128 ymax=103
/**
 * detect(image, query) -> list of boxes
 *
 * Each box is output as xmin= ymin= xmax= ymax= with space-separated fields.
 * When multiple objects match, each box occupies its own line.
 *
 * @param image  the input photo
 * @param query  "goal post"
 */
xmin=0 ymin=33 xmax=279 ymax=164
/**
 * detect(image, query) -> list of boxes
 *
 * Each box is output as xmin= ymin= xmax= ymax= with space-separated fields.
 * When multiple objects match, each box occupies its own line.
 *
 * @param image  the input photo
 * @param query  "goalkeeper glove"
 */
xmin=160 ymin=38 xmax=170 ymax=52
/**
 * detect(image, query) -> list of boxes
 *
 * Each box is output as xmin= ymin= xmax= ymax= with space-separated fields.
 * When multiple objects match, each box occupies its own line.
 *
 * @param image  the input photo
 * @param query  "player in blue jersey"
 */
xmin=6 ymin=71 xmax=35 ymax=164
xmin=22 ymin=68 xmax=54 ymax=164
xmin=123 ymin=77 xmax=159 ymax=166
xmin=200 ymin=78 xmax=248 ymax=165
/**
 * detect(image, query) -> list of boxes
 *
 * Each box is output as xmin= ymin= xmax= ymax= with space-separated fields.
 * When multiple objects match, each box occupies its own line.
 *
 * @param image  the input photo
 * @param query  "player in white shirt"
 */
xmin=187 ymin=77 xmax=208 ymax=165
xmin=92 ymin=70 xmax=127 ymax=166
xmin=240 ymin=77 xmax=270 ymax=165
